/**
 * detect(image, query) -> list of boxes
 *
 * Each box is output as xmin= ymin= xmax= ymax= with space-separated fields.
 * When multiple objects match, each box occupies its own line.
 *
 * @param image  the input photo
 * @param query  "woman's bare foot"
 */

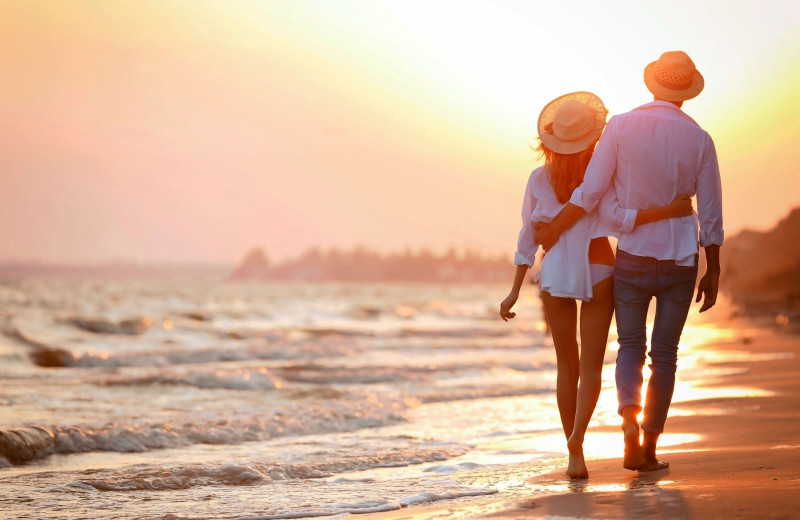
xmin=622 ymin=423 xmax=646 ymax=471
xmin=566 ymin=435 xmax=588 ymax=479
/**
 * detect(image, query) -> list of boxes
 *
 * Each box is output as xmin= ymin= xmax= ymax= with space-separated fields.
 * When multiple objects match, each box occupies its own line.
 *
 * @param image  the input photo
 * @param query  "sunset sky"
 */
xmin=2 ymin=0 xmax=799 ymax=265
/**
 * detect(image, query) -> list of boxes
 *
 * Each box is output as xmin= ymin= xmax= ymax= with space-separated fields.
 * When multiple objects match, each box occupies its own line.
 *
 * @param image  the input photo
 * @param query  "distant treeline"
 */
xmin=231 ymin=246 xmax=514 ymax=283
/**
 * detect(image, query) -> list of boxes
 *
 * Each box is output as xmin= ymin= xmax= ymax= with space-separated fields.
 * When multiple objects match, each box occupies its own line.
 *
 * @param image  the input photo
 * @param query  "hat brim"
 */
xmin=539 ymin=127 xmax=604 ymax=155
xmin=537 ymin=91 xmax=607 ymax=155
xmin=643 ymin=61 xmax=704 ymax=101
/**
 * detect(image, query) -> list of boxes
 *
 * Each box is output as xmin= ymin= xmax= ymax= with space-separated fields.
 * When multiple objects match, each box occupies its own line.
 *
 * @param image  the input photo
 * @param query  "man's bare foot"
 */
xmin=637 ymin=459 xmax=669 ymax=472
xmin=566 ymin=436 xmax=588 ymax=479
xmin=622 ymin=423 xmax=646 ymax=471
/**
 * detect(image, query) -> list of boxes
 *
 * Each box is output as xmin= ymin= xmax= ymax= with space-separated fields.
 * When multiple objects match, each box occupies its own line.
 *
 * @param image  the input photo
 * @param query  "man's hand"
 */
xmin=535 ymin=222 xmax=559 ymax=252
xmin=697 ymin=244 xmax=721 ymax=313
xmin=695 ymin=270 xmax=719 ymax=312
xmin=666 ymin=195 xmax=694 ymax=218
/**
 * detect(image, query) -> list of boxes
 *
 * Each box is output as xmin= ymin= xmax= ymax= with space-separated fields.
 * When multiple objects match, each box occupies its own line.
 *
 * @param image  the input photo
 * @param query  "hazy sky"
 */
xmin=2 ymin=1 xmax=799 ymax=264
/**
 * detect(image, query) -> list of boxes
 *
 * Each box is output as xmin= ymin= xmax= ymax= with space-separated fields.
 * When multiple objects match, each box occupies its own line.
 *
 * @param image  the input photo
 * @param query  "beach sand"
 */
xmin=361 ymin=317 xmax=800 ymax=520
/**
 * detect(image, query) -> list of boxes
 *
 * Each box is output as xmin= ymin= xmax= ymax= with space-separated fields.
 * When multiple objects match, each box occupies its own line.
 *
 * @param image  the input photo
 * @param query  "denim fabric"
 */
xmin=613 ymin=249 xmax=698 ymax=433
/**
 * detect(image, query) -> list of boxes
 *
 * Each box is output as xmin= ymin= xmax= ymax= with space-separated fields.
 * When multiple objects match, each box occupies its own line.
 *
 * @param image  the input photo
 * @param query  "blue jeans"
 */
xmin=614 ymin=249 xmax=698 ymax=434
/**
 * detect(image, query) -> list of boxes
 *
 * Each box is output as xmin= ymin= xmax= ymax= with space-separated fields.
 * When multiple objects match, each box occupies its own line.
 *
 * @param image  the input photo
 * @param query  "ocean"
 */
xmin=0 ymin=278 xmax=739 ymax=519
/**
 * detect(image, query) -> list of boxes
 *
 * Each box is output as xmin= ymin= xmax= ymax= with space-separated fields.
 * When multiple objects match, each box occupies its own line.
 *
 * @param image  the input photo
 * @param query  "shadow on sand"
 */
xmin=505 ymin=468 xmax=693 ymax=520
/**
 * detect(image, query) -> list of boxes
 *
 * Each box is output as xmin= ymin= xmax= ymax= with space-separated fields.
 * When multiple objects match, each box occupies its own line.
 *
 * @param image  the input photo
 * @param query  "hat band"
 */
xmin=653 ymin=73 xmax=693 ymax=90
xmin=653 ymin=62 xmax=694 ymax=90
xmin=547 ymin=123 xmax=596 ymax=143
xmin=554 ymin=129 xmax=595 ymax=142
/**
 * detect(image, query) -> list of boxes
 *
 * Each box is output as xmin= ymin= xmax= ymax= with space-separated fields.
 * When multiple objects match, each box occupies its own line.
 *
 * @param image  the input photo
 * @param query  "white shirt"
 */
xmin=514 ymin=166 xmax=619 ymax=301
xmin=569 ymin=101 xmax=724 ymax=265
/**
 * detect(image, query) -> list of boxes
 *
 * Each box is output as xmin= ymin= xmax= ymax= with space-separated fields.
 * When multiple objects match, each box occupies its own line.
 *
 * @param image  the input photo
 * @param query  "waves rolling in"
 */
xmin=0 ymin=280 xmax=554 ymax=519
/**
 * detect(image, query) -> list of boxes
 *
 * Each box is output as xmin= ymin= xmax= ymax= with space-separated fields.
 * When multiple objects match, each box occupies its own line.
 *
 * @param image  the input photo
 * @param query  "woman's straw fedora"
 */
xmin=537 ymin=91 xmax=608 ymax=155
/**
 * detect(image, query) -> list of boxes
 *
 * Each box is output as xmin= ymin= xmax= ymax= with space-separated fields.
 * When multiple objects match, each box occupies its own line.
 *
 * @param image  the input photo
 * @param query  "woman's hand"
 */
xmin=500 ymin=293 xmax=518 ymax=321
xmin=666 ymin=195 xmax=693 ymax=218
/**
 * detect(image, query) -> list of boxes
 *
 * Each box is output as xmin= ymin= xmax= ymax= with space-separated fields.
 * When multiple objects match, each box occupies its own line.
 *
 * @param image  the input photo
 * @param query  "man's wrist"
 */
xmin=703 ymin=245 xmax=721 ymax=274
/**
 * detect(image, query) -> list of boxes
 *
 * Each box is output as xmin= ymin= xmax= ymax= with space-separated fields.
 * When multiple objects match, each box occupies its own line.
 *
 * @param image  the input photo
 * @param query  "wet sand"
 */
xmin=361 ymin=318 xmax=800 ymax=520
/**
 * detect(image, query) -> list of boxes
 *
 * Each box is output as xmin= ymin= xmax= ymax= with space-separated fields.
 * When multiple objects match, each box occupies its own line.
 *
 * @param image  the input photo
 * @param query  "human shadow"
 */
xmin=511 ymin=468 xmax=694 ymax=520
xmin=620 ymin=468 xmax=693 ymax=519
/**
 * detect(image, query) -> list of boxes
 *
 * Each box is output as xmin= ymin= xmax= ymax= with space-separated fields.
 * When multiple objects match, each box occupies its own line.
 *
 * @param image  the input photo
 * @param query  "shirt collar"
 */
xmin=632 ymin=100 xmax=698 ymax=126
xmin=637 ymin=100 xmax=683 ymax=111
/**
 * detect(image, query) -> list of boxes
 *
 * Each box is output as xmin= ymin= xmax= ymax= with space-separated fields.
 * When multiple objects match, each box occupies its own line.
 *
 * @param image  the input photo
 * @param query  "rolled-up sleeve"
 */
xmin=514 ymin=173 xmax=538 ymax=267
xmin=598 ymin=186 xmax=637 ymax=236
xmin=696 ymin=134 xmax=724 ymax=246
xmin=569 ymin=117 xmax=618 ymax=213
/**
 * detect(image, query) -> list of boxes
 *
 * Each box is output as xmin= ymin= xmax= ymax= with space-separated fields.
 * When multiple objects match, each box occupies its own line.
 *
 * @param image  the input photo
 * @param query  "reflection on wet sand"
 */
xmin=492 ymin=469 xmax=691 ymax=520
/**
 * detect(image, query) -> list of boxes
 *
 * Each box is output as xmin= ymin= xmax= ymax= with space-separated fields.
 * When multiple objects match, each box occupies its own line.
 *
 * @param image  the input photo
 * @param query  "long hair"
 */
xmin=533 ymin=135 xmax=598 ymax=204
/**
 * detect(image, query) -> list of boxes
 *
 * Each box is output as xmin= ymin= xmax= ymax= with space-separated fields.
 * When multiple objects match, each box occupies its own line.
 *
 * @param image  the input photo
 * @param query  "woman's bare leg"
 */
xmin=563 ymin=276 xmax=615 ymax=479
xmin=541 ymin=291 xmax=579 ymax=441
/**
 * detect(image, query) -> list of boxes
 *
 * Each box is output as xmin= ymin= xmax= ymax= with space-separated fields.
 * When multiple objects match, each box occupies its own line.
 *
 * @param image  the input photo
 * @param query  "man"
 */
xmin=536 ymin=51 xmax=723 ymax=472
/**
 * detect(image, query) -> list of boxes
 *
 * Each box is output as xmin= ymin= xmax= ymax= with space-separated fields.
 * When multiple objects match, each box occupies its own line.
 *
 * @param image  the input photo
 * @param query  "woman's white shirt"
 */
xmin=514 ymin=166 xmax=619 ymax=301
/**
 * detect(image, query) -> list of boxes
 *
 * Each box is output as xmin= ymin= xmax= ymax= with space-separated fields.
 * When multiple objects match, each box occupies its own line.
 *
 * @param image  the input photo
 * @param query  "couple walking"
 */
xmin=500 ymin=51 xmax=724 ymax=479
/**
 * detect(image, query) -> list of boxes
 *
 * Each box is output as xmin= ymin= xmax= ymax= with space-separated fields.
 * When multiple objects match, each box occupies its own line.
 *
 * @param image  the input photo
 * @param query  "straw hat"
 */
xmin=537 ymin=92 xmax=608 ymax=154
xmin=644 ymin=51 xmax=704 ymax=101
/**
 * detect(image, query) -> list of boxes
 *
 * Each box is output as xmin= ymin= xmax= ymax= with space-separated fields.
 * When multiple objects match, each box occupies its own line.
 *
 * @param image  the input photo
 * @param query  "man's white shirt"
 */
xmin=570 ymin=101 xmax=724 ymax=266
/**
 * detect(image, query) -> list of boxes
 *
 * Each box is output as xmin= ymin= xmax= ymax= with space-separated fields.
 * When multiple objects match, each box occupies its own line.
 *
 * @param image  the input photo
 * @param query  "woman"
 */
xmin=499 ymin=92 xmax=692 ymax=479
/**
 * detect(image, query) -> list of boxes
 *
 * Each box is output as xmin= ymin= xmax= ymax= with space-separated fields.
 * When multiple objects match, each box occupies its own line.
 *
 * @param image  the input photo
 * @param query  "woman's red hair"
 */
xmin=533 ymin=134 xmax=598 ymax=204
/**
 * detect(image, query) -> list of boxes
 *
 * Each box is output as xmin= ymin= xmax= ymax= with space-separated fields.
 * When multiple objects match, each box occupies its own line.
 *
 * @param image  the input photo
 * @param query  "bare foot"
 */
xmin=638 ymin=459 xmax=669 ymax=472
xmin=566 ymin=436 xmax=588 ymax=479
xmin=622 ymin=423 xmax=646 ymax=471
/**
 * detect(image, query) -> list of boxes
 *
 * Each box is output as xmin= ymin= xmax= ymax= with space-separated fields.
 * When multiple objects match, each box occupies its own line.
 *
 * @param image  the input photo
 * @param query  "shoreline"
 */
xmin=360 ymin=317 xmax=800 ymax=519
